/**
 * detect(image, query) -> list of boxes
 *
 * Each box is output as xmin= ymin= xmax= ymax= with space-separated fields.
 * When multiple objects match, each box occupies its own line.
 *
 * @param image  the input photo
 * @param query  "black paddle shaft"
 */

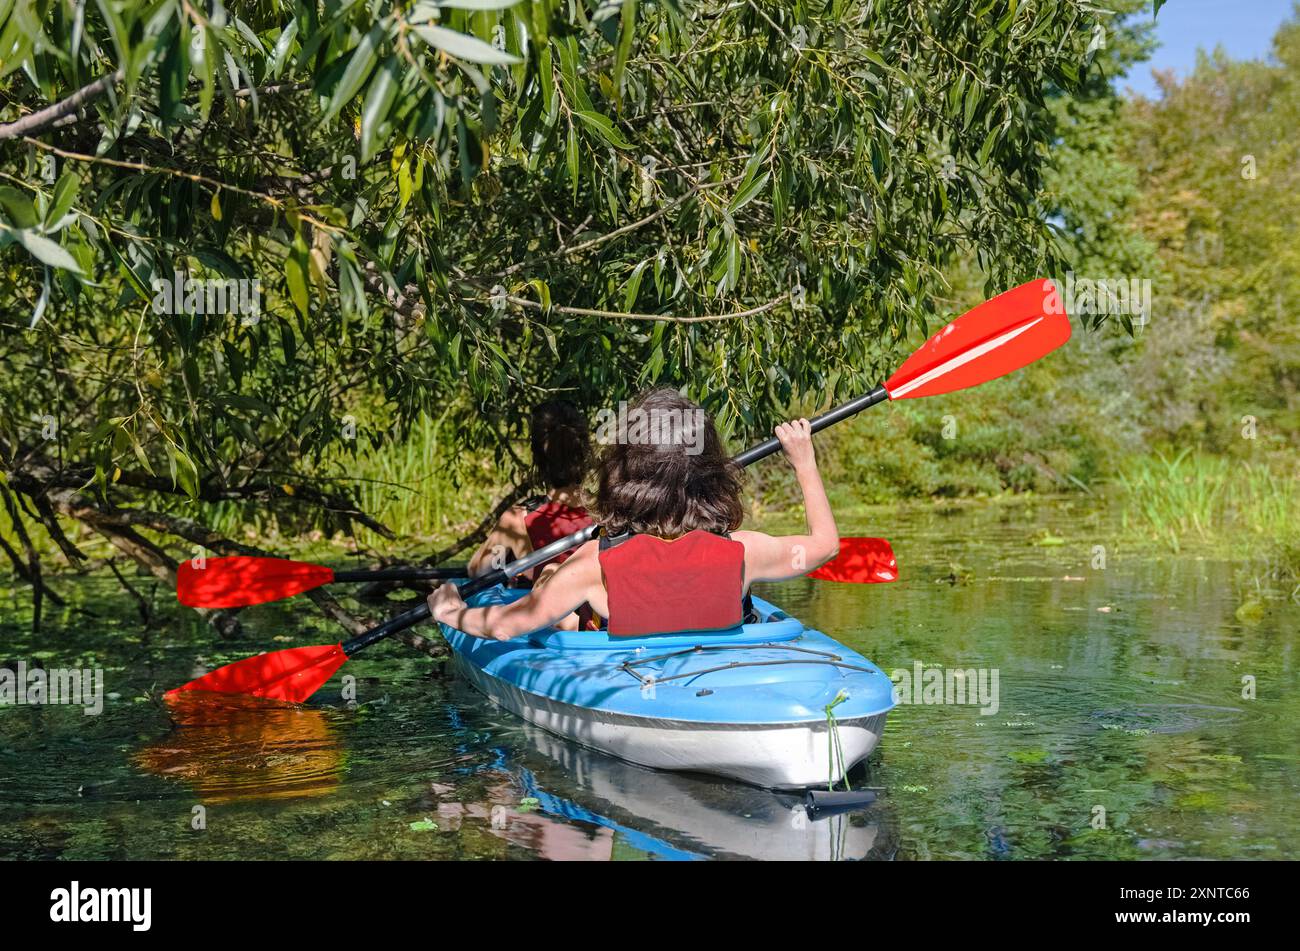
xmin=332 ymin=566 xmax=466 ymax=583
xmin=340 ymin=384 xmax=890 ymax=657
xmin=341 ymin=526 xmax=599 ymax=655
xmin=732 ymin=385 xmax=889 ymax=467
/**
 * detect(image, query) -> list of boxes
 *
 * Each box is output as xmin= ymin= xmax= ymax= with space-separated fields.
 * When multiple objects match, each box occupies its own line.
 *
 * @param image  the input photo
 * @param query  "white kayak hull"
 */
xmin=452 ymin=651 xmax=889 ymax=789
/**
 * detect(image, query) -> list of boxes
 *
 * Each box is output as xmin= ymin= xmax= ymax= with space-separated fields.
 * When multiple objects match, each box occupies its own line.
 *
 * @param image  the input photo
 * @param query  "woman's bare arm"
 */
xmin=430 ymin=541 xmax=604 ymax=640
xmin=734 ymin=418 xmax=839 ymax=584
xmin=467 ymin=506 xmax=531 ymax=577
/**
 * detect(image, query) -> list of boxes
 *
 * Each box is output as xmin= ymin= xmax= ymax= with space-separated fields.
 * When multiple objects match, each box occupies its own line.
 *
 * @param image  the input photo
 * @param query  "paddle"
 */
xmin=169 ymin=278 xmax=1069 ymax=704
xmin=177 ymin=557 xmax=467 ymax=609
xmin=808 ymin=537 xmax=897 ymax=583
xmin=177 ymin=541 xmax=893 ymax=611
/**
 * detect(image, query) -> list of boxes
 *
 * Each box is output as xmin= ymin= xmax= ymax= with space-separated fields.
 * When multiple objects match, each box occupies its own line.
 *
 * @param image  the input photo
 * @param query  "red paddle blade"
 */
xmin=807 ymin=537 xmax=898 ymax=583
xmin=884 ymin=279 xmax=1070 ymax=400
xmin=166 ymin=644 xmax=347 ymax=704
xmin=177 ymin=557 xmax=335 ymax=608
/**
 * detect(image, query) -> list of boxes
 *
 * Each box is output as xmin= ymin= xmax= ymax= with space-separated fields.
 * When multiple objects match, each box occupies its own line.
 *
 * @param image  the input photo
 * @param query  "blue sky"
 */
xmin=1120 ymin=0 xmax=1297 ymax=97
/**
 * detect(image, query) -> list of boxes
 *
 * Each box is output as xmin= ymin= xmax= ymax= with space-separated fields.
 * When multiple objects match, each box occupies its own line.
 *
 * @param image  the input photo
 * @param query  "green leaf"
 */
xmin=29 ymin=267 xmax=50 ymax=328
xmin=269 ymin=18 xmax=298 ymax=79
xmin=14 ymin=229 xmax=82 ymax=273
xmin=963 ymin=84 xmax=981 ymax=130
xmin=773 ymin=162 xmax=791 ymax=228
xmin=45 ymin=172 xmax=80 ymax=229
xmin=325 ymin=23 xmax=384 ymax=121
xmin=171 ymin=445 xmax=200 ymax=499
xmin=0 ymin=186 xmax=38 ymax=229
xmin=130 ymin=433 xmax=155 ymax=477
xmin=197 ymin=26 xmax=217 ymax=121
xmin=361 ymin=57 xmax=400 ymax=163
xmin=279 ymin=316 xmax=299 ymax=365
xmin=214 ymin=393 xmax=275 ymax=415
xmin=555 ymin=36 xmax=593 ymax=111
xmin=397 ymin=158 xmax=414 ymax=208
xmin=159 ymin=21 xmax=190 ymax=125
xmin=456 ymin=116 xmax=481 ymax=186
xmin=565 ymin=123 xmax=579 ymax=192
xmin=574 ymin=109 xmax=632 ymax=149
xmin=612 ymin=0 xmax=636 ymax=107
xmin=622 ymin=259 xmax=648 ymax=310
xmin=411 ymin=24 xmax=521 ymax=65
xmin=978 ymin=126 xmax=999 ymax=165
xmin=285 ymin=232 xmax=310 ymax=317
xmin=728 ymin=170 xmax=770 ymax=214
xmin=106 ymin=240 xmax=150 ymax=299
xmin=643 ymin=343 xmax=664 ymax=381
xmin=528 ymin=278 xmax=551 ymax=312
xmin=725 ymin=234 xmax=741 ymax=290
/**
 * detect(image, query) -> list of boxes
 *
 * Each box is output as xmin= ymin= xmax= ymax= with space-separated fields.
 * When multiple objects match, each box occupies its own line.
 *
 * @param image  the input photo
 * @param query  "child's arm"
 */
xmin=733 ymin=418 xmax=840 ymax=584
xmin=429 ymin=542 xmax=601 ymax=640
xmin=467 ymin=506 xmax=531 ymax=577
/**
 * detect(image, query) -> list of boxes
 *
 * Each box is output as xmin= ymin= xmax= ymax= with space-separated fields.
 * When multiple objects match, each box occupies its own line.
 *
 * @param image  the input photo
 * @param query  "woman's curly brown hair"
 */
xmin=591 ymin=388 xmax=744 ymax=538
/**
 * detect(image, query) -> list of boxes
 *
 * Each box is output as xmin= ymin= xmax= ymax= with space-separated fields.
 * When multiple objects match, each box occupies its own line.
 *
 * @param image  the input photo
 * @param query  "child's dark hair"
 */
xmin=530 ymin=400 xmax=590 ymax=489
xmin=593 ymin=387 xmax=744 ymax=538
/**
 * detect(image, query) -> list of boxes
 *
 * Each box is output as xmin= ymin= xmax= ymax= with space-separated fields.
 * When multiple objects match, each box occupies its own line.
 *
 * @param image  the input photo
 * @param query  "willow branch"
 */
xmin=495 ymin=290 xmax=792 ymax=324
xmin=0 ymin=70 xmax=123 ymax=141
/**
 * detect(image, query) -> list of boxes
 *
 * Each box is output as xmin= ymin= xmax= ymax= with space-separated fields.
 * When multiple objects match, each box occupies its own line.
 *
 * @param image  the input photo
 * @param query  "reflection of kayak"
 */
xmin=508 ymin=719 xmax=885 ymax=861
xmin=438 ymin=587 xmax=894 ymax=789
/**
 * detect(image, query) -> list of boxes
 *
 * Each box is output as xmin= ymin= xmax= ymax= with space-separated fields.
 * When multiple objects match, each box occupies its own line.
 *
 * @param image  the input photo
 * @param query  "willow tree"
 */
xmin=1 ymin=0 xmax=1123 ymax=631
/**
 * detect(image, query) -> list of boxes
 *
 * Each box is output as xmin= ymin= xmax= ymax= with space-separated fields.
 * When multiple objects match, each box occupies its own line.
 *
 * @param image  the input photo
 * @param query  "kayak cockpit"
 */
xmin=458 ymin=586 xmax=806 ymax=651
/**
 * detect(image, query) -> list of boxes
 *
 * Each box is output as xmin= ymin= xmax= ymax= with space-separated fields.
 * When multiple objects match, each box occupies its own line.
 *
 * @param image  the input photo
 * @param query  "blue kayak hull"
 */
xmin=438 ymin=587 xmax=895 ymax=789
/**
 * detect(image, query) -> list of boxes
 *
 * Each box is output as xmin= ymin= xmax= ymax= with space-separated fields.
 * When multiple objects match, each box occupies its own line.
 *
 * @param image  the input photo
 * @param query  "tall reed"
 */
xmin=1115 ymin=450 xmax=1298 ymax=554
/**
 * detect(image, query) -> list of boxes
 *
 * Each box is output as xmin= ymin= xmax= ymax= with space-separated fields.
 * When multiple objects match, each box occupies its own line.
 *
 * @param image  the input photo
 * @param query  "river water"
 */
xmin=1 ymin=500 xmax=1296 ymax=860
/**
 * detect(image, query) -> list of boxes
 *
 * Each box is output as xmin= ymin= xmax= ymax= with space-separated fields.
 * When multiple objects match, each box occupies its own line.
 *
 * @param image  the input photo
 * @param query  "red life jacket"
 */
xmin=517 ymin=498 xmax=597 ymax=630
xmin=523 ymin=497 xmax=593 ymax=557
xmin=598 ymin=530 xmax=746 ymax=637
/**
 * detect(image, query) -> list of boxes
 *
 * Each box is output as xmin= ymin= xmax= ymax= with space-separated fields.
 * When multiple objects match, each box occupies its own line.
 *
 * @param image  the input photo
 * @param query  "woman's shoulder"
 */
xmin=496 ymin=505 xmax=530 ymax=532
xmin=568 ymin=537 xmax=602 ymax=560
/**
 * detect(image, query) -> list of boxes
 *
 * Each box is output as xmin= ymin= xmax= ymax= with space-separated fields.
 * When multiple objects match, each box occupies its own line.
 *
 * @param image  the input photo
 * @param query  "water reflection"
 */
xmin=4 ymin=498 xmax=1293 ymax=860
xmin=134 ymin=692 xmax=343 ymax=802
xmin=468 ymin=713 xmax=890 ymax=860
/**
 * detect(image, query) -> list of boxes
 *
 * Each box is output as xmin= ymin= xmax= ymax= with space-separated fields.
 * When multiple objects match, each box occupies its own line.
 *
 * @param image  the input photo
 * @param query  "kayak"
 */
xmin=437 ymin=585 xmax=895 ymax=789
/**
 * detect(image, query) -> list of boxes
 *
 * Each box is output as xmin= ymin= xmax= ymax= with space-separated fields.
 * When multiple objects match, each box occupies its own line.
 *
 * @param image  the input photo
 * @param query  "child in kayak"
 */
xmin=467 ymin=399 xmax=594 ymax=588
xmin=430 ymin=388 xmax=839 ymax=640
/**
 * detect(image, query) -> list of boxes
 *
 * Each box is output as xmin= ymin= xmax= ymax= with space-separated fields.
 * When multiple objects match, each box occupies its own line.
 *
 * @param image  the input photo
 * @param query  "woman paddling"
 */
xmin=430 ymin=387 xmax=840 ymax=640
xmin=468 ymin=400 xmax=593 ymax=580
xmin=466 ymin=400 xmax=595 ymax=628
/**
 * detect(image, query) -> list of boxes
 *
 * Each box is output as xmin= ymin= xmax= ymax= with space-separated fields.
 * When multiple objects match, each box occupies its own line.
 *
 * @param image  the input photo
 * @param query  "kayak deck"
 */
xmin=437 ymin=586 xmax=894 ymax=788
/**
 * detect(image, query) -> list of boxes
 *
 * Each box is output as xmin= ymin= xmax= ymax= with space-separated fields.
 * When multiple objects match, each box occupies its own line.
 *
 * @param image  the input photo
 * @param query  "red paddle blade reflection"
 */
xmin=166 ymin=644 xmax=347 ymax=704
xmin=138 ymin=692 xmax=343 ymax=802
xmin=177 ymin=556 xmax=335 ymax=608
xmin=807 ymin=537 xmax=898 ymax=583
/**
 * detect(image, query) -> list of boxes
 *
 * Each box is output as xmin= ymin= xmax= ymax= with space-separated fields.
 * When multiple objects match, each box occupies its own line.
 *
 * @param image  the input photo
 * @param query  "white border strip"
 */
xmin=887 ymin=316 xmax=1045 ymax=398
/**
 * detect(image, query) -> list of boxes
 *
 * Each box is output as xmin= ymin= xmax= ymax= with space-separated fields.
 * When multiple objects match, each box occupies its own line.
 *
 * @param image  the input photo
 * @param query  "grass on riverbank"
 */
xmin=1114 ymin=450 xmax=1297 ymax=554
xmin=1114 ymin=450 xmax=1299 ymax=603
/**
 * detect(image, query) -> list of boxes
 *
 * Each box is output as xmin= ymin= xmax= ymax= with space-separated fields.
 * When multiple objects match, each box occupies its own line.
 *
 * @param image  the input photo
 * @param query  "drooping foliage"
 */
xmin=0 ymin=1 xmax=1131 ymax=589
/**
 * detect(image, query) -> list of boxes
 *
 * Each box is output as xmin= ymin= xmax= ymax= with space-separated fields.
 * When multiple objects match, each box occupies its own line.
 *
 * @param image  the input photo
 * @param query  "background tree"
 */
xmin=1123 ymin=16 xmax=1300 ymax=452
